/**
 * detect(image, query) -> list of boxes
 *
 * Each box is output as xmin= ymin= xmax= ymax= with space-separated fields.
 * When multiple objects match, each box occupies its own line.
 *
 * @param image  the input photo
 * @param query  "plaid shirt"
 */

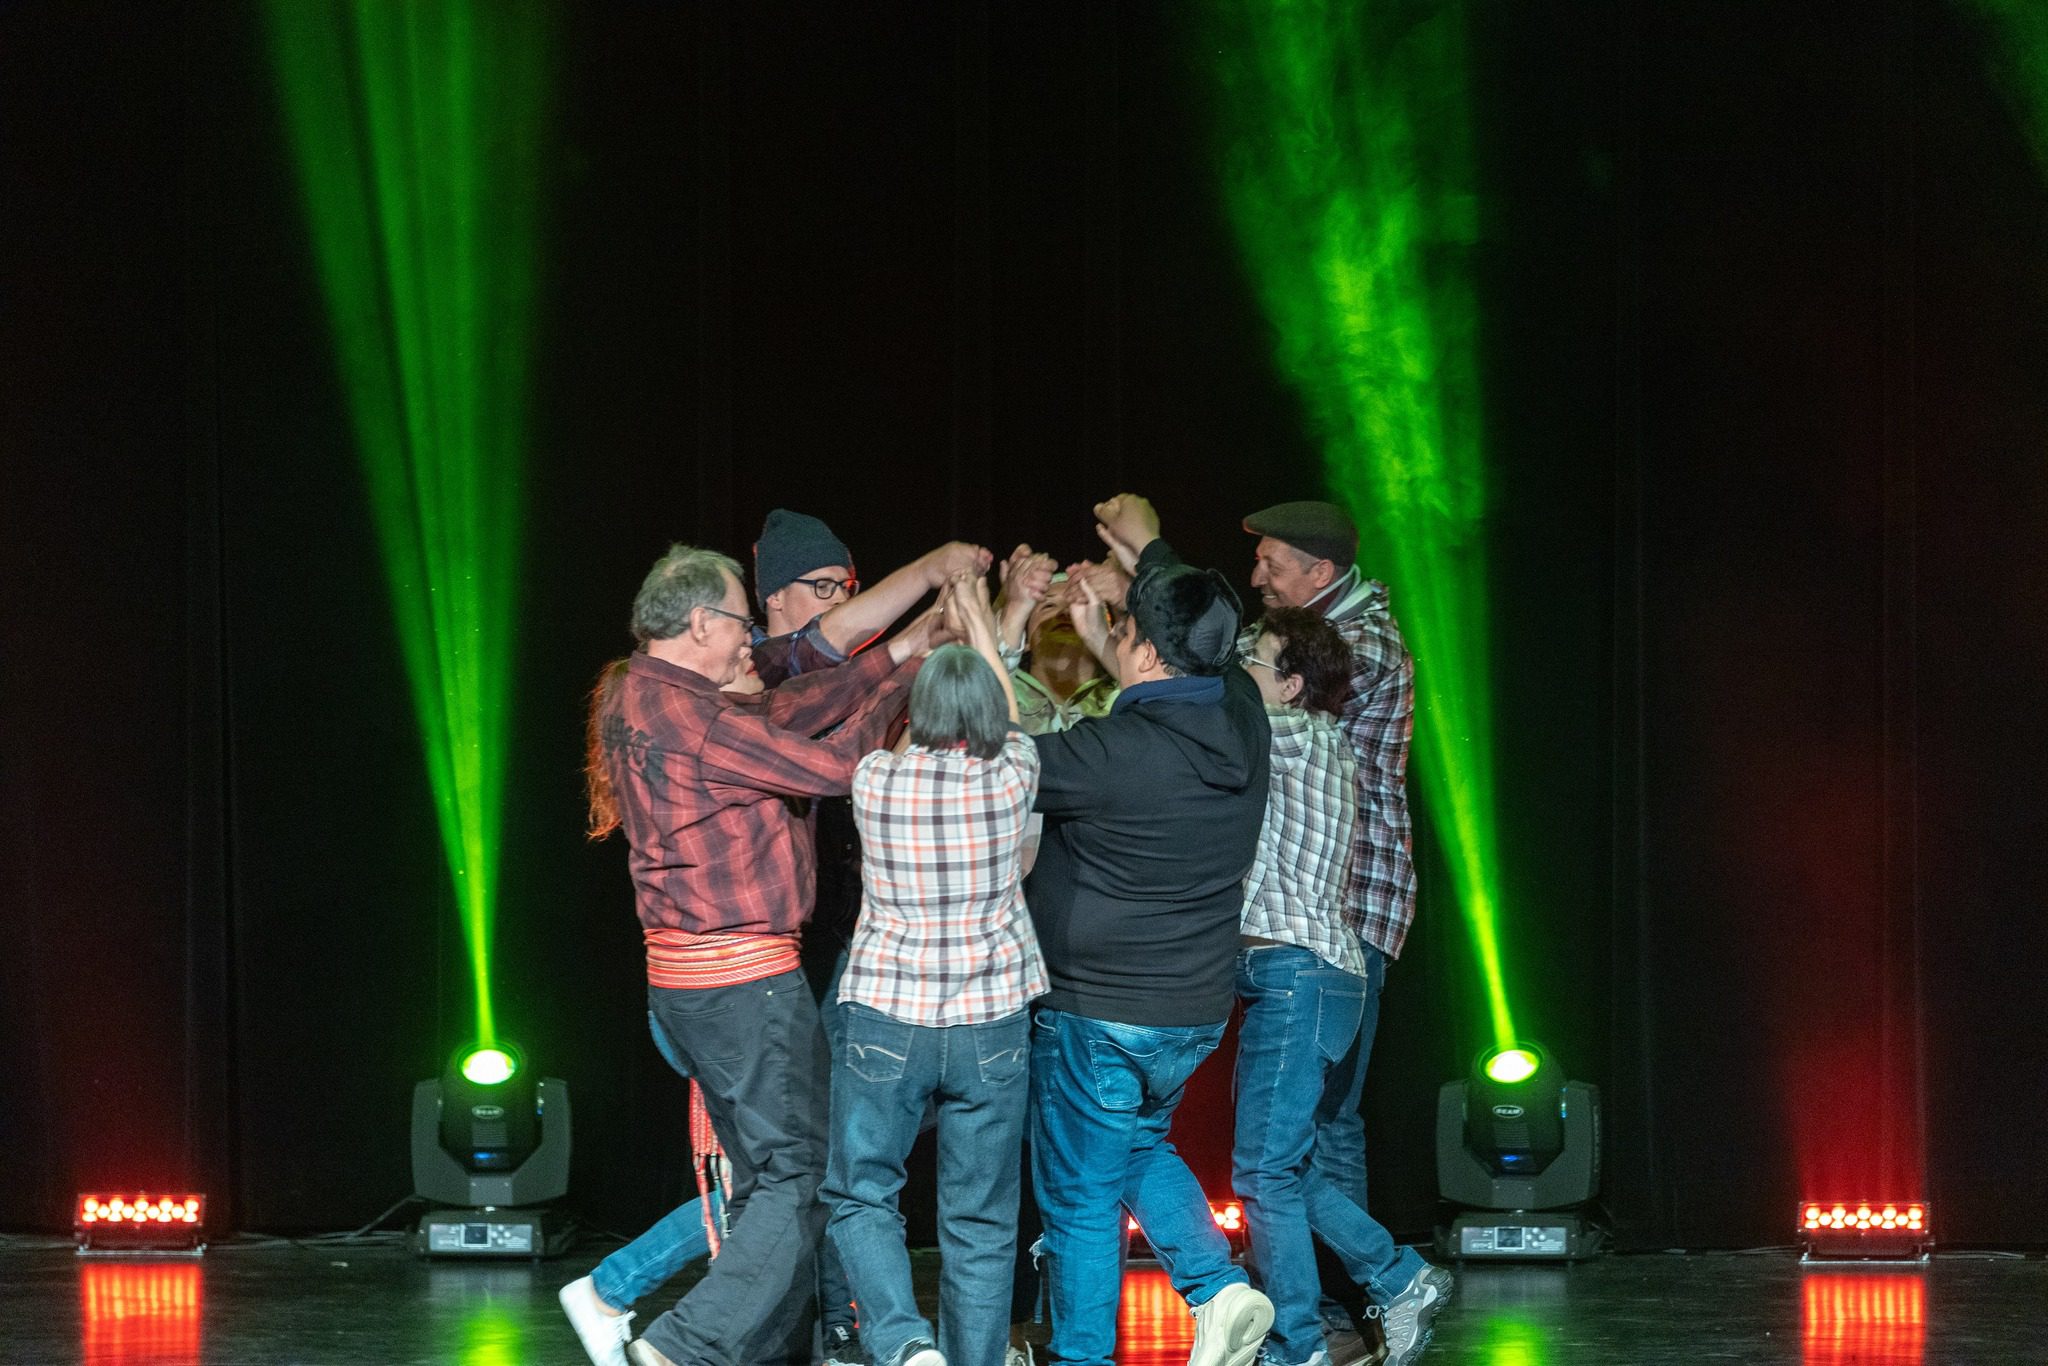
xmin=599 ymin=645 xmax=919 ymax=938
xmin=841 ymin=731 xmax=1048 ymax=1025
xmin=750 ymin=617 xmax=848 ymax=689
xmin=1243 ymin=567 xmax=1417 ymax=958
xmin=1241 ymin=707 xmax=1366 ymax=977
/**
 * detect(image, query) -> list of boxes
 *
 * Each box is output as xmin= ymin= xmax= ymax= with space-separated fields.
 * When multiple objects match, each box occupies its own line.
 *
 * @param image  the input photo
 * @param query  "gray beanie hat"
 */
xmin=753 ymin=509 xmax=854 ymax=600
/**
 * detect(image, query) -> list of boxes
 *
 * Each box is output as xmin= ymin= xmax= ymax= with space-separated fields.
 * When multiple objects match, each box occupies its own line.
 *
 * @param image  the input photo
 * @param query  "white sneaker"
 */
xmin=1379 ymin=1264 xmax=1453 ymax=1366
xmin=899 ymin=1346 xmax=947 ymax=1366
xmin=1003 ymin=1346 xmax=1034 ymax=1366
xmin=557 ymin=1275 xmax=634 ymax=1366
xmin=1188 ymin=1282 xmax=1275 ymax=1366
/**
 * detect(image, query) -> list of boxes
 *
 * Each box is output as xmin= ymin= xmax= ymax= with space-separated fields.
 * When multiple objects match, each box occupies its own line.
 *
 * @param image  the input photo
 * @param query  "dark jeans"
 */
xmin=824 ymin=1003 xmax=1031 ymax=1366
xmin=1030 ymin=1006 xmax=1244 ymax=1366
xmin=641 ymin=971 xmax=828 ymax=1366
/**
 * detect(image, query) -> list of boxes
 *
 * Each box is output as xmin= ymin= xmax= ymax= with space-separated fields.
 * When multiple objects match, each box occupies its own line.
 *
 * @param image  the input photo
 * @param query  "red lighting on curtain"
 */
xmin=1802 ymin=1273 xmax=1925 ymax=1365
xmin=80 ymin=1262 xmax=202 ymax=1365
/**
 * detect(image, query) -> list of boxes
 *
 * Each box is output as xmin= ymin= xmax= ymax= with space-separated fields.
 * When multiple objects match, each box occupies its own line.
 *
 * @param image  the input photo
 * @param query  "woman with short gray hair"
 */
xmin=824 ymin=572 xmax=1048 ymax=1366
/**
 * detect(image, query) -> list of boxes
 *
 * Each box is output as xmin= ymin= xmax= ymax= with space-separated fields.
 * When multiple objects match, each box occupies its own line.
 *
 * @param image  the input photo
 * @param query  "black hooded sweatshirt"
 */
xmin=1023 ymin=538 xmax=1271 ymax=1026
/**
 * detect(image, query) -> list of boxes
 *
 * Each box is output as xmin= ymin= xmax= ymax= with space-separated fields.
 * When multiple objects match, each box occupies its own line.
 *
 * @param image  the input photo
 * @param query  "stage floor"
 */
xmin=1 ymin=1240 xmax=2040 ymax=1364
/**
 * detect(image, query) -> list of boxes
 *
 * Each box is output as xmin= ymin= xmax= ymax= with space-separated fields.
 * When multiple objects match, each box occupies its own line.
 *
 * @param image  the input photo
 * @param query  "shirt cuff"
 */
xmin=799 ymin=618 xmax=850 ymax=664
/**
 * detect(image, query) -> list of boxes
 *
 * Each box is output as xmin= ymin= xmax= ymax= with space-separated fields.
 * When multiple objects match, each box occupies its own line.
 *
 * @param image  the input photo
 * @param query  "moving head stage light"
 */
xmin=411 ymin=1043 xmax=571 ymax=1258
xmin=1436 ymin=1043 xmax=1603 ymax=1260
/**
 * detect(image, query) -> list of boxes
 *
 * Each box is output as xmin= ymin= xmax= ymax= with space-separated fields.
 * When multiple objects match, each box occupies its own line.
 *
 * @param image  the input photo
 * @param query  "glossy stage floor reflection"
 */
xmin=1 ymin=1243 xmax=2042 ymax=1364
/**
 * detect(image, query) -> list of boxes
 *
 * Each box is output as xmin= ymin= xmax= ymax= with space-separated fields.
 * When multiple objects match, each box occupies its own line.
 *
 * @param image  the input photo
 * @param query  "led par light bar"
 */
xmin=75 ymin=1194 xmax=206 ymax=1254
xmin=1799 ymin=1202 xmax=1931 ymax=1262
xmin=1126 ymin=1199 xmax=1249 ymax=1258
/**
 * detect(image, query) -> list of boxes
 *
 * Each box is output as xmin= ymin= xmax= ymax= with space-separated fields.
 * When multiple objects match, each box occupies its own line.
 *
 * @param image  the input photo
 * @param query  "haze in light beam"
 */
xmin=267 ymin=0 xmax=551 ymax=1046
xmin=1205 ymin=0 xmax=1514 ymax=1048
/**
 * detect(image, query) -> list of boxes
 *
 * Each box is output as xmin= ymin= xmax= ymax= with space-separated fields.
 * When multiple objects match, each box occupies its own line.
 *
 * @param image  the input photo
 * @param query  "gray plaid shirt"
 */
xmin=1241 ymin=567 xmax=1417 ymax=959
xmin=1241 ymin=707 xmax=1366 ymax=976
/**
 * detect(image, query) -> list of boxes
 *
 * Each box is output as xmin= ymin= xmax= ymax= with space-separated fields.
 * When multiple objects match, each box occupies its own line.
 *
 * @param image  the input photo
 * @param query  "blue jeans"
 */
xmin=591 ymin=1013 xmax=718 ymax=1310
xmin=1310 ymin=945 xmax=1388 ymax=1329
xmin=594 ymin=1193 xmax=718 ymax=1308
xmin=823 ymin=1004 xmax=1031 ymax=1366
xmin=1236 ymin=947 xmax=1423 ymax=1361
xmin=1030 ymin=1007 xmax=1243 ymax=1366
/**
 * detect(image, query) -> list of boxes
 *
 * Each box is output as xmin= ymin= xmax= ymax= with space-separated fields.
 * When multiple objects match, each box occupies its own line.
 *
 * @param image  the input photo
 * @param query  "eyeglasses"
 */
xmin=1243 ymin=655 xmax=1282 ymax=673
xmin=789 ymin=575 xmax=858 ymax=600
xmin=699 ymin=604 xmax=757 ymax=633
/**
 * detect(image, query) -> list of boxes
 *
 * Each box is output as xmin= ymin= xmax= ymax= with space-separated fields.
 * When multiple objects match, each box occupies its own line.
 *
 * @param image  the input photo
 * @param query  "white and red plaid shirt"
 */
xmin=1241 ymin=707 xmax=1366 ymax=977
xmin=841 ymin=731 xmax=1048 ymax=1025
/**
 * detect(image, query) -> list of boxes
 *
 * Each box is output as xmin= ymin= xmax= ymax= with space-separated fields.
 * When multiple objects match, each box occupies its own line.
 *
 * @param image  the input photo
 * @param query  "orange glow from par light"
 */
xmin=1802 ymin=1273 xmax=1924 ymax=1365
xmin=81 ymin=1261 xmax=202 ymax=1365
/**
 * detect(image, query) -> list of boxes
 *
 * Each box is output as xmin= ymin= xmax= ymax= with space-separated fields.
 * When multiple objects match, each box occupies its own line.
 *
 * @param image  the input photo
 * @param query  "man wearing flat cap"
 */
xmin=1240 ymin=500 xmax=1445 ymax=1365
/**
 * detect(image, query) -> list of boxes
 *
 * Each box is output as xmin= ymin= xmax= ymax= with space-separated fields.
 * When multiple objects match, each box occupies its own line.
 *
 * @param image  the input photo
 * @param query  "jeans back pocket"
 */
xmin=843 ymin=1003 xmax=914 ymax=1084
xmin=974 ymin=1012 xmax=1030 ymax=1088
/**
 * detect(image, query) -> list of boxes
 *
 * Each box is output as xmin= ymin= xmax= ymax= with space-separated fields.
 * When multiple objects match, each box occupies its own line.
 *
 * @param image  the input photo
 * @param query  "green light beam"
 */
xmin=267 ymin=1 xmax=551 ymax=1046
xmin=1205 ymin=0 xmax=1516 ymax=1048
xmin=1968 ymin=2 xmax=2048 ymax=173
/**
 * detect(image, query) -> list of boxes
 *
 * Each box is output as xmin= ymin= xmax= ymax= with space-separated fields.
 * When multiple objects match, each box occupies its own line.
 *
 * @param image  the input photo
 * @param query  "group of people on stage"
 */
xmin=559 ymin=493 xmax=1451 ymax=1366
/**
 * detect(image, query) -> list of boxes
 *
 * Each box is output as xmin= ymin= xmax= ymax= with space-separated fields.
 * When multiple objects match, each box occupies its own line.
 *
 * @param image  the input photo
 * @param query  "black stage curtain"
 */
xmin=3 ymin=1 xmax=2043 ymax=1248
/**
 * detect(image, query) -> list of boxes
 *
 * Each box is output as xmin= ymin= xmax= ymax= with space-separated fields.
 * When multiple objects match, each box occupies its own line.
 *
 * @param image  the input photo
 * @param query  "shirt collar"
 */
xmin=628 ymin=649 xmax=725 ymax=695
xmin=1110 ymin=673 xmax=1224 ymax=715
xmin=1311 ymin=565 xmax=1386 ymax=625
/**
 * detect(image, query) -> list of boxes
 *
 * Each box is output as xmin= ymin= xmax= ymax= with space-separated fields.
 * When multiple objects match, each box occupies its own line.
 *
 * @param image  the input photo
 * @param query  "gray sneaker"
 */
xmin=1379 ymin=1265 xmax=1453 ymax=1366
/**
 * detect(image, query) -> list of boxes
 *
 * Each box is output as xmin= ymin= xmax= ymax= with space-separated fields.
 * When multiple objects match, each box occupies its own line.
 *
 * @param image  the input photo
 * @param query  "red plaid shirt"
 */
xmin=599 ymin=645 xmax=920 ymax=942
xmin=840 ymin=731 xmax=1047 ymax=1025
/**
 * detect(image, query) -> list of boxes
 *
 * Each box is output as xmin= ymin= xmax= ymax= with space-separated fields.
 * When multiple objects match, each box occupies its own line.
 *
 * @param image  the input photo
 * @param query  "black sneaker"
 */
xmin=891 ymin=1340 xmax=944 ymax=1366
xmin=822 ymin=1325 xmax=871 ymax=1366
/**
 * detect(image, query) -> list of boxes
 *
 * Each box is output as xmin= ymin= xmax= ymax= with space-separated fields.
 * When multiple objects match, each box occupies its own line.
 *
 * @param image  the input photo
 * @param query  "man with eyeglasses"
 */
xmin=1239 ymin=501 xmax=1447 ymax=1366
xmin=744 ymin=508 xmax=994 ymax=1365
xmin=750 ymin=508 xmax=992 ymax=690
xmin=592 ymin=543 xmax=937 ymax=1366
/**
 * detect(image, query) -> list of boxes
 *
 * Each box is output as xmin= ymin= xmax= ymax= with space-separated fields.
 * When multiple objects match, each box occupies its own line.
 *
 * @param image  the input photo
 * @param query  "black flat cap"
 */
xmin=1242 ymin=500 xmax=1357 ymax=569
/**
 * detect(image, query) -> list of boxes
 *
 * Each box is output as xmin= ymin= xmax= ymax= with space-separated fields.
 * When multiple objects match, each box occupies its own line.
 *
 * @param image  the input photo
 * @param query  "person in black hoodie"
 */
xmin=1024 ymin=494 xmax=1277 ymax=1366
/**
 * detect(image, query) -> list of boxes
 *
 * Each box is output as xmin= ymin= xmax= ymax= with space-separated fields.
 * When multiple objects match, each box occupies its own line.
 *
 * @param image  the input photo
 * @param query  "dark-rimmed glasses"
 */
xmin=699 ymin=604 xmax=756 ymax=633
xmin=789 ymin=575 xmax=858 ymax=600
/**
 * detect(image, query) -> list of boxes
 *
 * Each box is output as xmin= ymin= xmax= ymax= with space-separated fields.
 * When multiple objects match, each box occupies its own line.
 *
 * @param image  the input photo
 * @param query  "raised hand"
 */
xmin=887 ymin=601 xmax=950 ymax=663
xmin=1092 ymin=494 xmax=1161 ymax=573
xmin=997 ymin=549 xmax=1056 ymax=649
xmin=1069 ymin=571 xmax=1115 ymax=670
xmin=925 ymin=540 xmax=995 ymax=588
xmin=1013 ymin=552 xmax=1056 ymax=605
xmin=1066 ymin=558 xmax=1130 ymax=611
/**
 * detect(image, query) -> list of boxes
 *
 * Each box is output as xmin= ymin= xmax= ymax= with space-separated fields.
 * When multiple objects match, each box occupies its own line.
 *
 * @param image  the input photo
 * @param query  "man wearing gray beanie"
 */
xmin=748 ymin=507 xmax=990 ymax=689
